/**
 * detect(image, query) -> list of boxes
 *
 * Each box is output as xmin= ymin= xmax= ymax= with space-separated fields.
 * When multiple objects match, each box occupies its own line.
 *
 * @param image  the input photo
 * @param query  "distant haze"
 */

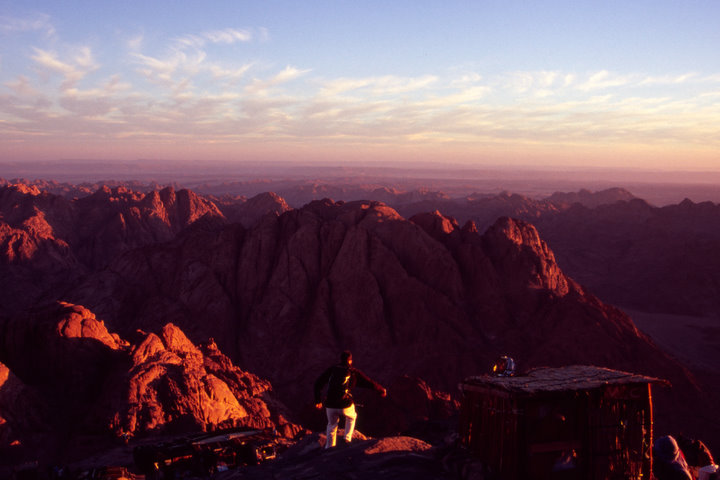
xmin=2 ymin=160 xmax=720 ymax=206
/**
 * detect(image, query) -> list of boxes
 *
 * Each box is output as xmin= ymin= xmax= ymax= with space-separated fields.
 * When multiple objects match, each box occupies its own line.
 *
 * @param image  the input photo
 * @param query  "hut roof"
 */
xmin=461 ymin=365 xmax=668 ymax=395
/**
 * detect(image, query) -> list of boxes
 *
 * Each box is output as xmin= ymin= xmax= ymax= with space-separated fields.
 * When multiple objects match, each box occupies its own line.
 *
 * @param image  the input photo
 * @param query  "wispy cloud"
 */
xmin=638 ymin=73 xmax=698 ymax=86
xmin=130 ymin=27 xmax=261 ymax=89
xmin=4 ymin=75 xmax=39 ymax=96
xmin=205 ymin=28 xmax=253 ymax=44
xmin=272 ymin=66 xmax=311 ymax=84
xmin=210 ymin=63 xmax=253 ymax=80
xmin=132 ymin=49 xmax=206 ymax=87
xmin=576 ymin=70 xmax=636 ymax=91
xmin=2 ymin=21 xmax=720 ymax=162
xmin=31 ymin=47 xmax=99 ymax=90
xmin=246 ymin=65 xmax=311 ymax=95
xmin=0 ymin=13 xmax=55 ymax=37
xmin=174 ymin=28 xmax=255 ymax=49
xmin=320 ymin=75 xmax=438 ymax=97
xmin=127 ymin=33 xmax=144 ymax=52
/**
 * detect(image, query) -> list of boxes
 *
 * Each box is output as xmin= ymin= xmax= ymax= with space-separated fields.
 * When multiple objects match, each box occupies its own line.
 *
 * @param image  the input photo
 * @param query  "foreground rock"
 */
xmin=215 ymin=435 xmax=467 ymax=480
xmin=0 ymin=302 xmax=299 ymax=465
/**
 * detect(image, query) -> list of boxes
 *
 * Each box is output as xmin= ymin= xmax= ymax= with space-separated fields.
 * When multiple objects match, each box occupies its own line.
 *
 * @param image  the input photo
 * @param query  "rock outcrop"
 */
xmin=0 ymin=302 xmax=299 ymax=463
xmin=110 ymin=323 xmax=298 ymax=437
xmin=0 ymin=184 xmax=226 ymax=315
xmin=546 ymin=187 xmax=637 ymax=208
xmin=0 ymin=362 xmax=46 ymax=449
xmin=213 ymin=191 xmax=292 ymax=227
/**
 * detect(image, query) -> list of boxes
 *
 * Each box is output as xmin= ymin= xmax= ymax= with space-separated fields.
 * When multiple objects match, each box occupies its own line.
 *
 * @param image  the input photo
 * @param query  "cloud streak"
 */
xmin=0 ymin=13 xmax=55 ymax=37
xmin=1 ymin=23 xmax=719 ymax=166
xmin=31 ymin=47 xmax=99 ymax=90
xmin=174 ymin=28 xmax=257 ymax=49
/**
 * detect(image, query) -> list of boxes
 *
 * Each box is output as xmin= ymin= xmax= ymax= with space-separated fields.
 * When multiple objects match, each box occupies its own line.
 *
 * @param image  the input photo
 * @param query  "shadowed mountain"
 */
xmin=0 ymin=184 xmax=225 ymax=315
xmin=209 ymin=191 xmax=292 ymax=227
xmin=545 ymin=187 xmax=637 ymax=208
xmin=393 ymin=187 xmax=637 ymax=233
xmin=62 ymin=199 xmax=704 ymax=440
xmin=526 ymin=198 xmax=720 ymax=318
xmin=1 ymin=183 xmax=717 ymax=463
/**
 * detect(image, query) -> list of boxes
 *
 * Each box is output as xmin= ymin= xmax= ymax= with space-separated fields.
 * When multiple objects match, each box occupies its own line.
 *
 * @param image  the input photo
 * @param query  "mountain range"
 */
xmin=1 ymin=179 xmax=718 ymax=471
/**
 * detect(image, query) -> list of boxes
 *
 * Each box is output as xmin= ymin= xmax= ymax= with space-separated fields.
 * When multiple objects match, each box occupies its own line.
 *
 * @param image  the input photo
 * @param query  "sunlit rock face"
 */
xmin=111 ymin=322 xmax=299 ymax=437
xmin=72 ymin=185 xmax=225 ymax=269
xmin=0 ymin=184 xmax=226 ymax=316
xmin=0 ymin=184 xmax=223 ymax=268
xmin=0 ymin=302 xmax=299 ymax=458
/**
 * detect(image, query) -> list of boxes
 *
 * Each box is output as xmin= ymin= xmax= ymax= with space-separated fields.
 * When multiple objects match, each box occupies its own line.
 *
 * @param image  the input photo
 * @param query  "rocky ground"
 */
xmin=214 ymin=434 xmax=487 ymax=480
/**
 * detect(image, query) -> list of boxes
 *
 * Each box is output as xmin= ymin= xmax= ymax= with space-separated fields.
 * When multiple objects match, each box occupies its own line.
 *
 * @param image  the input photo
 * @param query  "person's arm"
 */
xmin=314 ymin=367 xmax=333 ymax=406
xmin=353 ymin=368 xmax=387 ymax=397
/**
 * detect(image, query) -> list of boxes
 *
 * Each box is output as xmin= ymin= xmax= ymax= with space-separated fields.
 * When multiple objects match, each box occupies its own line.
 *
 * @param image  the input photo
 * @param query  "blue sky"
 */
xmin=1 ymin=0 xmax=719 ymax=169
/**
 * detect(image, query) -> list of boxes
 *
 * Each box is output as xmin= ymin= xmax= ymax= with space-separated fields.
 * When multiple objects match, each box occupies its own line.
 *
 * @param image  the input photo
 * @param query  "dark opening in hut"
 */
xmin=459 ymin=365 xmax=669 ymax=480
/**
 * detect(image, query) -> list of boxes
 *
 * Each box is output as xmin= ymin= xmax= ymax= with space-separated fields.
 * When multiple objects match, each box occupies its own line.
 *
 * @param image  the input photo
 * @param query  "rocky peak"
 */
xmin=409 ymin=210 xmax=461 ymax=246
xmin=461 ymin=220 xmax=479 ymax=234
xmin=2 ymin=183 xmax=42 ymax=197
xmin=482 ymin=217 xmax=570 ymax=297
xmin=0 ymin=303 xmax=300 ymax=459
xmin=160 ymin=323 xmax=203 ymax=358
xmin=547 ymin=187 xmax=637 ymax=208
xmin=245 ymin=191 xmax=290 ymax=211
xmin=0 ymin=302 xmax=120 ymax=387
xmin=114 ymin=321 xmax=300 ymax=437
xmin=410 ymin=210 xmax=458 ymax=235
xmin=221 ymin=191 xmax=292 ymax=227
xmin=54 ymin=302 xmax=121 ymax=350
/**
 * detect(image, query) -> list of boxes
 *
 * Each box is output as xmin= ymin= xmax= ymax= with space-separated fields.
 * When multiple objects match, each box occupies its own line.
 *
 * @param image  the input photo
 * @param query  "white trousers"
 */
xmin=325 ymin=404 xmax=357 ymax=448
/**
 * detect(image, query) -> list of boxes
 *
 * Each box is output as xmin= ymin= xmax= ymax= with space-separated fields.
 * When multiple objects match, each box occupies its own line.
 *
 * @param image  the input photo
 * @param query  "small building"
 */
xmin=458 ymin=365 xmax=668 ymax=480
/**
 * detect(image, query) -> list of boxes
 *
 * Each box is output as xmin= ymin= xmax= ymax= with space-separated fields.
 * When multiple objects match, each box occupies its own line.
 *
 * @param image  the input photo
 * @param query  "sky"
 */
xmin=1 ymin=0 xmax=719 ymax=171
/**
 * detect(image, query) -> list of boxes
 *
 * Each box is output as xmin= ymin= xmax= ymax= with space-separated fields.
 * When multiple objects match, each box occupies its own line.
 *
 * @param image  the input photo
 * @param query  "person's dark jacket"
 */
xmin=653 ymin=435 xmax=693 ymax=480
xmin=314 ymin=363 xmax=384 ymax=409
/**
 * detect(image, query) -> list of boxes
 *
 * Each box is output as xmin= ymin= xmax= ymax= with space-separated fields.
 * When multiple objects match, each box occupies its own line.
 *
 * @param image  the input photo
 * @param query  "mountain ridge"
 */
xmin=1 ymin=181 xmax=717 ymax=467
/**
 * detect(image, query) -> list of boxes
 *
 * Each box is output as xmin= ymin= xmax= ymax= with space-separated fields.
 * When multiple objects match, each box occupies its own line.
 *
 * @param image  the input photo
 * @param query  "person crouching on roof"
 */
xmin=314 ymin=350 xmax=387 ymax=448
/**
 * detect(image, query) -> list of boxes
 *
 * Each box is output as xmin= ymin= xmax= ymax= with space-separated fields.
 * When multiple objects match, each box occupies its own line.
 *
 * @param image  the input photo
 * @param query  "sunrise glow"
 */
xmin=1 ymin=1 xmax=719 ymax=170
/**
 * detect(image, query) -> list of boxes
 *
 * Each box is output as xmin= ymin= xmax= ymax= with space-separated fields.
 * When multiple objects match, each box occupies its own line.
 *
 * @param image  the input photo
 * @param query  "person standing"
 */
xmin=314 ymin=351 xmax=387 ymax=448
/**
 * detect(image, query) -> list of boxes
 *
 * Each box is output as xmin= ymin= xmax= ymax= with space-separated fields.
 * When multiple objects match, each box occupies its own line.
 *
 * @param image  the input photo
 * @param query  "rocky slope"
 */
xmin=61 ymin=199 xmax=704 ymax=440
xmin=1 ymin=183 xmax=716 ymax=467
xmin=209 ymin=191 xmax=292 ymax=227
xmin=0 ymin=301 xmax=299 ymax=465
xmin=530 ymin=198 xmax=720 ymax=317
xmin=0 ymin=184 xmax=225 ymax=315
xmin=214 ymin=434 xmax=464 ymax=480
